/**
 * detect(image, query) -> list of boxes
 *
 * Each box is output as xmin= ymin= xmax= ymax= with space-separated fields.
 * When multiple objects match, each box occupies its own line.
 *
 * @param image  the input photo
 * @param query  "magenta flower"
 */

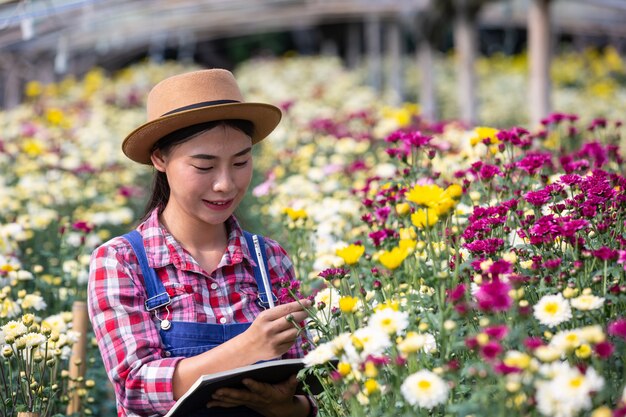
xmin=484 ymin=325 xmax=508 ymax=340
xmin=592 ymin=247 xmax=618 ymax=261
xmin=515 ymin=152 xmax=553 ymax=175
xmin=464 ymin=238 xmax=505 ymax=255
xmin=475 ymin=279 xmax=512 ymax=313
xmin=446 ymin=283 xmax=466 ymax=303
xmin=523 ymin=337 xmax=545 ymax=350
xmin=480 ymin=341 xmax=502 ymax=360
xmin=524 ymin=189 xmax=552 ymax=206
xmin=594 ymin=341 xmax=614 ymax=359
xmin=493 ymin=362 xmax=521 ymax=375
xmin=608 ymin=318 xmax=626 ymax=340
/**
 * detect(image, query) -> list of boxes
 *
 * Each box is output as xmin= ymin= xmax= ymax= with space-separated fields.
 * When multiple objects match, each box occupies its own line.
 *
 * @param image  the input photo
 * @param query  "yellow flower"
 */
xmin=411 ymin=208 xmax=439 ymax=229
xmin=406 ymin=184 xmax=446 ymax=207
xmin=575 ymin=344 xmax=592 ymax=359
xmin=339 ymin=296 xmax=358 ymax=313
xmin=398 ymin=239 xmax=416 ymax=253
xmin=336 ymin=244 xmax=365 ymax=265
xmin=364 ymin=361 xmax=378 ymax=378
xmin=45 ymin=108 xmax=65 ymax=126
xmin=395 ymin=202 xmax=411 ymax=216
xmin=445 ymin=184 xmax=463 ymax=199
xmin=22 ymin=139 xmax=45 ymax=157
xmin=282 ymin=207 xmax=308 ymax=221
xmin=399 ymin=227 xmax=416 ymax=240
xmin=378 ymin=247 xmax=408 ymax=270
xmin=591 ymin=406 xmax=613 ymax=417
xmin=363 ymin=378 xmax=379 ymax=395
xmin=25 ymin=81 xmax=43 ymax=97
xmin=470 ymin=126 xmax=500 ymax=146
xmin=337 ymin=362 xmax=351 ymax=377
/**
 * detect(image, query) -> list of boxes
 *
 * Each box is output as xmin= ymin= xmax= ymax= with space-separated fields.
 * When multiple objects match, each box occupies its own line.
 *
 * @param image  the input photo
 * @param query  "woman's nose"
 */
xmin=212 ymin=167 xmax=235 ymax=193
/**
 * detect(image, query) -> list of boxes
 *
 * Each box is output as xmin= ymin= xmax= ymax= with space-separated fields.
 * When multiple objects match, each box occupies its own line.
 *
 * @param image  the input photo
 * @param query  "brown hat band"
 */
xmin=162 ymin=99 xmax=241 ymax=116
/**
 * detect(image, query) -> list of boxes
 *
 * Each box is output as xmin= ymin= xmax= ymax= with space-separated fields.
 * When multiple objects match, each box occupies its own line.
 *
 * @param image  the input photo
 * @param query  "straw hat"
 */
xmin=122 ymin=69 xmax=282 ymax=164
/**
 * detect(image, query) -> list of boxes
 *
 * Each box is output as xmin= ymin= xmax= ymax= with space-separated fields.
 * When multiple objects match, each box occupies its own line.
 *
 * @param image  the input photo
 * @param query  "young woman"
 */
xmin=88 ymin=69 xmax=315 ymax=417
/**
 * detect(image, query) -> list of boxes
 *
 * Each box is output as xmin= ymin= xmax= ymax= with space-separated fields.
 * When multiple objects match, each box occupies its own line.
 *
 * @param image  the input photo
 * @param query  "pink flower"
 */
xmin=608 ymin=318 xmax=626 ymax=340
xmin=475 ymin=279 xmax=512 ymax=313
xmin=484 ymin=325 xmax=508 ymax=340
xmin=480 ymin=341 xmax=502 ymax=360
xmin=594 ymin=341 xmax=614 ymax=359
xmin=523 ymin=337 xmax=544 ymax=350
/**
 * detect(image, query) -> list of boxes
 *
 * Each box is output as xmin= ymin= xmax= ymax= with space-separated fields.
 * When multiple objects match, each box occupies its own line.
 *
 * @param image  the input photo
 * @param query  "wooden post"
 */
xmin=528 ymin=0 xmax=552 ymax=128
xmin=66 ymin=301 xmax=90 ymax=415
xmin=386 ymin=18 xmax=403 ymax=105
xmin=365 ymin=14 xmax=382 ymax=92
xmin=418 ymin=40 xmax=437 ymax=123
xmin=453 ymin=0 xmax=478 ymax=127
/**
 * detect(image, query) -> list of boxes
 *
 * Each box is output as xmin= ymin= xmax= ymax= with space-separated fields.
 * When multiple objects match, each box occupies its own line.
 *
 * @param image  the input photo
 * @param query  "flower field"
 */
xmin=0 ymin=50 xmax=624 ymax=416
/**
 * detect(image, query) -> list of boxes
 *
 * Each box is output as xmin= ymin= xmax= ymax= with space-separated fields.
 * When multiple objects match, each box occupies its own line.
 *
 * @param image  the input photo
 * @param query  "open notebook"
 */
xmin=164 ymin=358 xmax=325 ymax=417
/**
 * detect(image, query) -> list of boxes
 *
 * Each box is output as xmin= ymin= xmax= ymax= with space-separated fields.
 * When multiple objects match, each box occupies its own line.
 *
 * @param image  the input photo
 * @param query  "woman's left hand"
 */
xmin=206 ymin=375 xmax=308 ymax=417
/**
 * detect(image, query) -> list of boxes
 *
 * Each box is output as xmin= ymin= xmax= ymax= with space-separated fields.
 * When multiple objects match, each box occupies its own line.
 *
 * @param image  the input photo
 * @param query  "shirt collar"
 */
xmin=138 ymin=208 xmax=257 ymax=271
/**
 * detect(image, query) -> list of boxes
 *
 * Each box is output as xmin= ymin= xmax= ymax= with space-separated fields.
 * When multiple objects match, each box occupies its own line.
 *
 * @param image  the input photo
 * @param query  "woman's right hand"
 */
xmin=242 ymin=299 xmax=311 ymax=362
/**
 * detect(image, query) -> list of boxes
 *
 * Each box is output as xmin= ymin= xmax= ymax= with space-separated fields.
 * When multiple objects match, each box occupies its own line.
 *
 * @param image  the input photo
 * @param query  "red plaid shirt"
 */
xmin=88 ymin=208 xmax=311 ymax=417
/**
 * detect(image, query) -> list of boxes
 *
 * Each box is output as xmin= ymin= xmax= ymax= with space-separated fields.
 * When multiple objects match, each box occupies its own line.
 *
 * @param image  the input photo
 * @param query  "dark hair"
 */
xmin=141 ymin=119 xmax=255 ymax=221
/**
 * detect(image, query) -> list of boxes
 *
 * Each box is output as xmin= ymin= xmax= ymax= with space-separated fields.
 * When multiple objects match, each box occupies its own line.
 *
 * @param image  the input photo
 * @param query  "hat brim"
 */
xmin=122 ymin=102 xmax=282 ymax=164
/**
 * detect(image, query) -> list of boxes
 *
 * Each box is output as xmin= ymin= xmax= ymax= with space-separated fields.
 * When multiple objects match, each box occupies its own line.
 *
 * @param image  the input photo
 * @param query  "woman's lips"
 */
xmin=202 ymin=199 xmax=234 ymax=211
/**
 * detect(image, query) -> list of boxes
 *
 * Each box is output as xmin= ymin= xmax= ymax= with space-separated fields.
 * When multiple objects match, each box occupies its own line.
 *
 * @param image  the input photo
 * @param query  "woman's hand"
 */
xmin=206 ymin=375 xmax=310 ymax=417
xmin=240 ymin=299 xmax=311 ymax=362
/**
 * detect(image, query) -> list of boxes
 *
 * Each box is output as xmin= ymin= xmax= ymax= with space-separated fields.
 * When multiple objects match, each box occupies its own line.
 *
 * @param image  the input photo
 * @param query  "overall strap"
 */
xmin=243 ymin=231 xmax=277 ymax=309
xmin=122 ymin=230 xmax=171 ymax=311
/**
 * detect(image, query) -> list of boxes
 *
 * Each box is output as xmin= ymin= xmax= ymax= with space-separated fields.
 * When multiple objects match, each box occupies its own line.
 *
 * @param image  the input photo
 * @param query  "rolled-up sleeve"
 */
xmin=87 ymin=241 xmax=183 ymax=416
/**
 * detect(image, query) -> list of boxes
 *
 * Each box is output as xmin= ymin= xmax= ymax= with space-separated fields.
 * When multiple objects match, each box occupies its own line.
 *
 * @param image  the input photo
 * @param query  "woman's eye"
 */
xmin=234 ymin=160 xmax=249 ymax=167
xmin=193 ymin=165 xmax=213 ymax=171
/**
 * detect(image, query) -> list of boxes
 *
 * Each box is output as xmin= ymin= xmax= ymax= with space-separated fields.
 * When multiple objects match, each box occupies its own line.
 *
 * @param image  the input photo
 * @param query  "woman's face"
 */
xmin=152 ymin=125 xmax=253 ymax=227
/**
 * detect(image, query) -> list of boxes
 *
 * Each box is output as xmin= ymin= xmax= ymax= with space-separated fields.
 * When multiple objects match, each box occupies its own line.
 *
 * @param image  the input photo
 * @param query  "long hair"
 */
xmin=141 ymin=119 xmax=255 ymax=221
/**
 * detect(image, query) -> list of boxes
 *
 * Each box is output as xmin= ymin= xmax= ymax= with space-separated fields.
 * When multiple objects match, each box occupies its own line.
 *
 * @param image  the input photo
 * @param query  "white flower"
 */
xmin=535 ymin=363 xmax=604 ymax=417
xmin=343 ymin=327 xmax=391 ymax=363
xmin=401 ymin=370 xmax=449 ymax=409
xmin=549 ymin=329 xmax=583 ymax=354
xmin=0 ymin=299 xmax=21 ymax=319
xmin=303 ymin=341 xmax=336 ymax=366
xmin=533 ymin=294 xmax=572 ymax=327
xmin=42 ymin=313 xmax=68 ymax=333
xmin=16 ymin=332 xmax=47 ymax=348
xmin=368 ymin=307 xmax=409 ymax=336
xmin=570 ymin=294 xmax=604 ymax=311
xmin=21 ymin=294 xmax=47 ymax=311
xmin=313 ymin=287 xmax=340 ymax=325
xmin=1 ymin=320 xmax=28 ymax=339
xmin=398 ymin=332 xmax=437 ymax=355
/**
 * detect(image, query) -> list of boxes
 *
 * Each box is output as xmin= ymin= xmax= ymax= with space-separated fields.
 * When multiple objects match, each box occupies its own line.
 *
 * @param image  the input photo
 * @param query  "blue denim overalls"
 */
xmin=124 ymin=230 xmax=278 ymax=417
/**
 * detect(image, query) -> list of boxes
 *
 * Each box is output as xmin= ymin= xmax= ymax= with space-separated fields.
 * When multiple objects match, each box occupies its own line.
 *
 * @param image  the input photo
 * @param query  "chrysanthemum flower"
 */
xmin=336 ymin=244 xmax=365 ymax=265
xmin=411 ymin=208 xmax=439 ymax=229
xmin=368 ymin=307 xmax=409 ymax=336
xmin=533 ymin=294 xmax=572 ymax=328
xmin=401 ymin=370 xmax=449 ymax=409
xmin=570 ymin=294 xmax=605 ymax=311
xmin=378 ymin=246 xmax=409 ymax=270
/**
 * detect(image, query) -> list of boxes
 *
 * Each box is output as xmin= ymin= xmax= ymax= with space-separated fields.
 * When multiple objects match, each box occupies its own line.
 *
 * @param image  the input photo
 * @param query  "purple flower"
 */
xmin=475 ymin=279 xmax=512 ymax=312
xmin=465 ymin=238 xmax=505 ymax=255
xmin=524 ymin=189 xmax=552 ymax=206
xmin=515 ymin=152 xmax=553 ymax=175
xmin=608 ymin=318 xmax=626 ymax=340
xmin=480 ymin=341 xmax=503 ymax=360
xmin=592 ymin=247 xmax=618 ymax=261
xmin=479 ymin=164 xmax=502 ymax=181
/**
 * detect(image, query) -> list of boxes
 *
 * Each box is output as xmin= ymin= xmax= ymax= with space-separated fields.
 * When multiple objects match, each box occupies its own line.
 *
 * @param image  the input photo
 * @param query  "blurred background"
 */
xmin=0 ymin=2 xmax=625 ymax=416
xmin=0 ymin=0 xmax=624 ymax=127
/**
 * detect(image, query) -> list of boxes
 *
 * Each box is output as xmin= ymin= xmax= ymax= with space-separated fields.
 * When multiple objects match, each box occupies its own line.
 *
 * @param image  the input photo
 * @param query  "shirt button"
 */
xmin=219 ymin=317 xmax=227 ymax=324
xmin=210 ymin=283 xmax=218 ymax=290
xmin=164 ymin=351 xmax=171 ymax=357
